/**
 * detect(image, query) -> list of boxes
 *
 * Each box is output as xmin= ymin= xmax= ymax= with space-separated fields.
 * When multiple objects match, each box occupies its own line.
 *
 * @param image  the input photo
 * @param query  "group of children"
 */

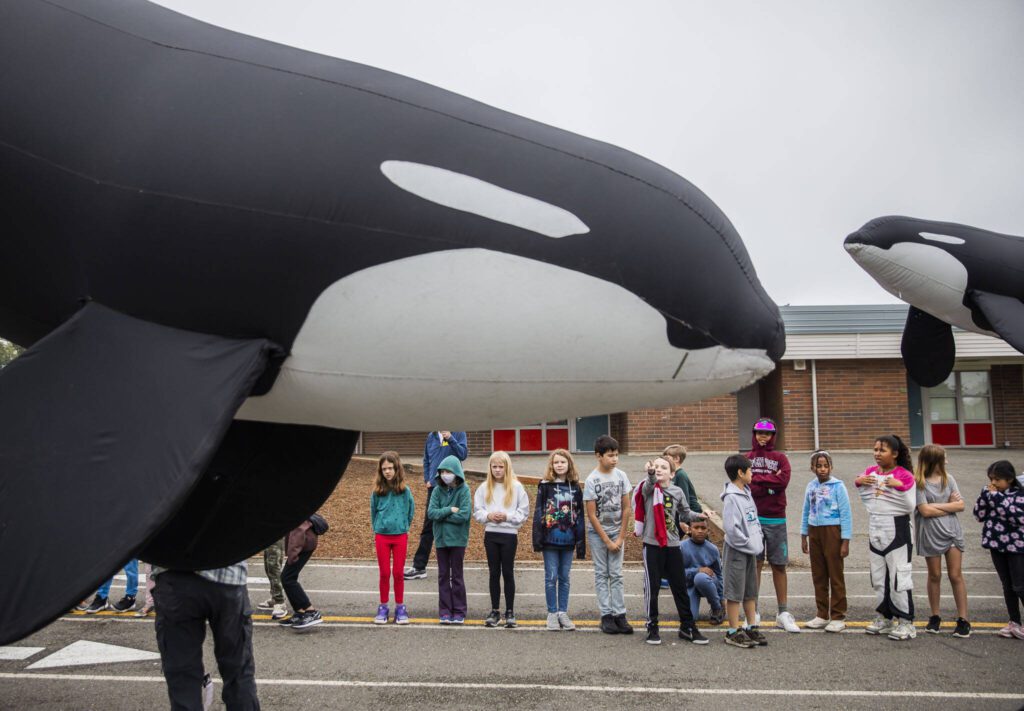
xmin=367 ymin=421 xmax=1024 ymax=647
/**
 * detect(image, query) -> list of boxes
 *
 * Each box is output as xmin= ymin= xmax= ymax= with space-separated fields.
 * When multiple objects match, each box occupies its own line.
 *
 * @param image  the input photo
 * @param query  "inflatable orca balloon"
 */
xmin=0 ymin=0 xmax=784 ymax=643
xmin=845 ymin=216 xmax=1024 ymax=387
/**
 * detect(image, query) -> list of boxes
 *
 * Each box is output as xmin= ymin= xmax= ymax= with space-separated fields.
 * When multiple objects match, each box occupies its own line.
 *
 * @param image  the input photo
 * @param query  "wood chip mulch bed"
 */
xmin=315 ymin=457 xmax=722 ymax=562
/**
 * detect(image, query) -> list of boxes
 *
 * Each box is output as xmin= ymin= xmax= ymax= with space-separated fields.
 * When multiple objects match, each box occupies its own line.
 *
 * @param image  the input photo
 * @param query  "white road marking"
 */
xmin=26 ymin=641 xmax=160 ymax=670
xmin=1 ymin=673 xmax=1019 ymax=700
xmin=299 ymin=563 xmax=998 ymax=576
xmin=0 ymin=647 xmax=44 ymax=661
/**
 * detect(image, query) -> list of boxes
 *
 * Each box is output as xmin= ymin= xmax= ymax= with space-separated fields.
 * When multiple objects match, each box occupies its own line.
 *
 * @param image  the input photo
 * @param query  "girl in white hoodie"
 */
xmin=473 ymin=451 xmax=530 ymax=628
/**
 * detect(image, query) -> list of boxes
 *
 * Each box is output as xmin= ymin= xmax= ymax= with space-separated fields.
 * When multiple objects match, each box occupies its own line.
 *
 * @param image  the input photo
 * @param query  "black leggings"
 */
xmin=281 ymin=549 xmax=313 ymax=612
xmin=991 ymin=549 xmax=1024 ymax=624
xmin=483 ymin=531 xmax=518 ymax=611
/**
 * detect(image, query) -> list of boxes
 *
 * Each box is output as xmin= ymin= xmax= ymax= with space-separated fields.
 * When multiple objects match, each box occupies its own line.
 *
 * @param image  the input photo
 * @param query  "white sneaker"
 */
xmin=887 ymin=620 xmax=917 ymax=641
xmin=865 ymin=616 xmax=895 ymax=635
xmin=825 ymin=619 xmax=847 ymax=633
xmin=271 ymin=603 xmax=287 ymax=620
xmin=557 ymin=612 xmax=576 ymax=630
xmin=776 ymin=611 xmax=801 ymax=633
xmin=804 ymin=616 xmax=829 ymax=630
xmin=546 ymin=613 xmax=561 ymax=631
xmin=256 ymin=598 xmax=275 ymax=610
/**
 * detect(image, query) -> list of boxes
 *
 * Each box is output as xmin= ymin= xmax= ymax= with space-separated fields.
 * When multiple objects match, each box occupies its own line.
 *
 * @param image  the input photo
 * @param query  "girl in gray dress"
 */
xmin=914 ymin=444 xmax=970 ymax=637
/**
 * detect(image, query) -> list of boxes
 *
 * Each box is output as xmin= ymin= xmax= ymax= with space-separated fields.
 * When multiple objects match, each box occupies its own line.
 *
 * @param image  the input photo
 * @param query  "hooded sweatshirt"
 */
xmin=422 ymin=432 xmax=469 ymax=486
xmin=746 ymin=431 xmax=791 ymax=520
xmin=720 ymin=481 xmax=764 ymax=555
xmin=800 ymin=476 xmax=853 ymax=539
xmin=473 ymin=480 xmax=530 ymax=534
xmin=531 ymin=479 xmax=586 ymax=557
xmin=427 ymin=455 xmax=472 ymax=548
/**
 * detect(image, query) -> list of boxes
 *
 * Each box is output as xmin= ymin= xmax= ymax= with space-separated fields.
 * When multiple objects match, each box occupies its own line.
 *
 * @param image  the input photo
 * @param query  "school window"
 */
xmin=492 ymin=421 xmax=569 ymax=453
xmin=925 ymin=371 xmax=994 ymax=447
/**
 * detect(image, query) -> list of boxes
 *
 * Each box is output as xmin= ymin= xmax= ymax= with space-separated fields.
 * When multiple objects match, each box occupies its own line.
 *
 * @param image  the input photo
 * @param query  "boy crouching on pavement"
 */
xmin=720 ymin=454 xmax=766 ymax=648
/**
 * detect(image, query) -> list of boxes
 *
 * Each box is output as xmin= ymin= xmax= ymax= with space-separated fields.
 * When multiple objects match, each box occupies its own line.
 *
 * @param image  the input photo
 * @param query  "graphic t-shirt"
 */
xmin=542 ymin=482 xmax=578 ymax=547
xmin=583 ymin=468 xmax=632 ymax=536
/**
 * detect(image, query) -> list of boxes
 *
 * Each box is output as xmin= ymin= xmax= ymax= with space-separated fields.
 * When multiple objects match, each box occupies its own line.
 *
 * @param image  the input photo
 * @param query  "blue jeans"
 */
xmin=688 ymin=571 xmax=724 ymax=621
xmin=588 ymin=530 xmax=626 ymax=616
xmin=542 ymin=547 xmax=573 ymax=613
xmin=98 ymin=558 xmax=139 ymax=598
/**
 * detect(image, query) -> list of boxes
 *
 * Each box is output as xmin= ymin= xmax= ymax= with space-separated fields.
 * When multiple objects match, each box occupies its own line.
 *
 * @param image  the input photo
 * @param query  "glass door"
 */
xmin=925 ymin=371 xmax=994 ymax=447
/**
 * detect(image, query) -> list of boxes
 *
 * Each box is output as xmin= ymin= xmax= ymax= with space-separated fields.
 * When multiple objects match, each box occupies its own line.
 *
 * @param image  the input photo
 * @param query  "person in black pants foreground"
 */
xmin=279 ymin=517 xmax=323 ymax=630
xmin=152 ymin=563 xmax=259 ymax=710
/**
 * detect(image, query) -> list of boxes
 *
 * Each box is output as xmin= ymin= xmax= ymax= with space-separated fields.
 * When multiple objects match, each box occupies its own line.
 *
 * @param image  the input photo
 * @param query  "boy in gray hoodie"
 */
xmin=720 ymin=454 xmax=765 ymax=649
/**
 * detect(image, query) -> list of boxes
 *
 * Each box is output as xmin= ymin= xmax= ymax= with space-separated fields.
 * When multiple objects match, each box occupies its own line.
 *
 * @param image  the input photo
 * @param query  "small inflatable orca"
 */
xmin=0 ymin=0 xmax=784 ymax=643
xmin=845 ymin=216 xmax=1024 ymax=387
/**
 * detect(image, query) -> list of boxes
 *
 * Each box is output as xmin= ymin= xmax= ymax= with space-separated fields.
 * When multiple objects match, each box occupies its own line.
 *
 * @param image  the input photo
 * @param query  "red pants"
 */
xmin=375 ymin=533 xmax=408 ymax=604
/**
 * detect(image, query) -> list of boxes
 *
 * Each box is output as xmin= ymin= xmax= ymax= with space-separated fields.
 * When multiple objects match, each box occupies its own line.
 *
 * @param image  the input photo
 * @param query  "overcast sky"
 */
xmin=157 ymin=0 xmax=1024 ymax=306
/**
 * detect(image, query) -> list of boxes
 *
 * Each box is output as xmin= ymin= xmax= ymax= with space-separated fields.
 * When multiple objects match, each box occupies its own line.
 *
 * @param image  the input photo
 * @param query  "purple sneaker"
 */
xmin=394 ymin=604 xmax=410 ymax=625
xmin=374 ymin=604 xmax=389 ymax=625
xmin=452 ymin=614 xmax=465 ymax=625
xmin=439 ymin=614 xmax=452 ymax=625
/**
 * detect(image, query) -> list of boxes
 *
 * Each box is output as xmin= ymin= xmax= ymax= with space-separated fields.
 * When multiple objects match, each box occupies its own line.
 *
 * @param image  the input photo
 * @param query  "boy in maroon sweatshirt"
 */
xmin=745 ymin=418 xmax=800 ymax=633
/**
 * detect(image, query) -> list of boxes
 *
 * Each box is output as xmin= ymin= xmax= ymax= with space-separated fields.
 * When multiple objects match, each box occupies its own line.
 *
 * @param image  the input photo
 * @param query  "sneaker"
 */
xmin=452 ymin=614 xmax=465 ymax=625
xmin=278 ymin=614 xmax=297 ymax=626
xmin=394 ymin=604 xmax=410 ymax=625
xmin=271 ymin=603 xmax=287 ymax=620
xmin=925 ymin=615 xmax=941 ymax=634
xmin=776 ymin=611 xmax=800 ymax=633
xmin=680 ymin=623 xmax=709 ymax=645
xmin=374 ymin=604 xmax=389 ymax=625
xmin=645 ymin=624 xmax=661 ymax=645
xmin=613 ymin=613 xmax=634 ymax=635
xmin=547 ymin=613 xmax=561 ymax=631
xmin=724 ymin=628 xmax=756 ymax=648
xmin=485 ymin=610 xmax=501 ymax=628
xmin=74 ymin=599 xmax=90 ymax=612
xmin=600 ymin=614 xmax=619 ymax=634
xmin=825 ymin=619 xmax=846 ymax=633
xmin=805 ymin=616 xmax=829 ymax=630
xmin=112 ymin=595 xmax=136 ymax=613
xmin=660 ymin=579 xmax=669 ymax=589
xmin=439 ymin=614 xmax=452 ymax=625
xmin=709 ymin=607 xmax=725 ymax=626
xmin=403 ymin=567 xmax=427 ymax=580
xmin=201 ymin=673 xmax=215 ymax=711
xmin=557 ymin=612 xmax=576 ymax=631
xmin=1011 ymin=623 xmax=1024 ymax=641
xmin=292 ymin=609 xmax=323 ymax=631
xmin=887 ymin=620 xmax=917 ymax=641
xmin=865 ymin=616 xmax=895 ymax=635
xmin=504 ymin=610 xmax=517 ymax=629
xmin=84 ymin=596 xmax=109 ymax=614
xmin=256 ymin=598 xmax=275 ymax=610
xmin=952 ymin=618 xmax=971 ymax=639
xmin=997 ymin=621 xmax=1018 ymax=638
xmin=746 ymin=626 xmax=768 ymax=647
xmin=134 ymin=604 xmax=155 ymax=618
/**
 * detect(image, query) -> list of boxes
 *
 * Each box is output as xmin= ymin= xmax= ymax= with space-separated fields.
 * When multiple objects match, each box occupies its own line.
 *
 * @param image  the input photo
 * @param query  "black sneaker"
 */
xmin=600 ymin=614 xmax=619 ymax=634
xmin=952 ymin=618 xmax=971 ymax=638
xmin=112 ymin=595 xmax=136 ymax=613
xmin=645 ymin=624 xmax=661 ymax=645
xmin=746 ymin=626 xmax=768 ymax=646
xmin=724 ymin=628 xmax=756 ymax=648
xmin=504 ymin=610 xmax=517 ymax=629
xmin=925 ymin=615 xmax=941 ymax=634
xmin=292 ymin=609 xmax=323 ymax=630
xmin=485 ymin=610 xmax=501 ymax=627
xmin=403 ymin=568 xmax=427 ymax=580
xmin=278 ymin=614 xmax=297 ymax=626
xmin=84 ymin=596 xmax=109 ymax=614
xmin=681 ymin=623 xmax=709 ymax=645
xmin=710 ymin=607 xmax=726 ymax=626
xmin=613 ymin=613 xmax=634 ymax=634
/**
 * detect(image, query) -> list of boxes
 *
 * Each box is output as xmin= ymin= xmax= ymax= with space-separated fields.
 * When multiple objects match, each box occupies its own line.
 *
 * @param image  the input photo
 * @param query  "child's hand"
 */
xmin=949 ymin=490 xmax=963 ymax=503
xmin=699 ymin=566 xmax=715 ymax=577
xmin=987 ymin=483 xmax=999 ymax=493
xmin=450 ymin=506 xmax=459 ymax=513
xmin=840 ymin=540 xmax=850 ymax=558
xmin=800 ymin=535 xmax=809 ymax=555
xmin=608 ymin=539 xmax=621 ymax=553
xmin=679 ymin=522 xmax=690 ymax=535
xmin=855 ymin=475 xmax=874 ymax=486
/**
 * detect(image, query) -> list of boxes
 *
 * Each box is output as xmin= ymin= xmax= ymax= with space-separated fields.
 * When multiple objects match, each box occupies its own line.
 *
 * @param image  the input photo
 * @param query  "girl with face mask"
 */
xmin=427 ymin=455 xmax=472 ymax=624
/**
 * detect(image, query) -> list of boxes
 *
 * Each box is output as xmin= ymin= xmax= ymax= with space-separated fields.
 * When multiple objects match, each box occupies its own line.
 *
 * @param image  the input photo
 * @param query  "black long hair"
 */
xmin=987 ymin=460 xmax=1022 ymax=491
xmin=875 ymin=434 xmax=912 ymax=470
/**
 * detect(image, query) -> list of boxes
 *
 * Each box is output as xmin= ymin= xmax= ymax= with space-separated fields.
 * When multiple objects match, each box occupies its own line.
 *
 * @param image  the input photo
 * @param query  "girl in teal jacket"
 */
xmin=428 ymin=454 xmax=472 ymax=624
xmin=371 ymin=451 xmax=416 ymax=625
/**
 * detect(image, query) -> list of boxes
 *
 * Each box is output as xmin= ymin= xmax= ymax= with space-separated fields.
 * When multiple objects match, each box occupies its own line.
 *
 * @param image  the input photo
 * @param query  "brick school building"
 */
xmin=361 ymin=305 xmax=1024 ymax=455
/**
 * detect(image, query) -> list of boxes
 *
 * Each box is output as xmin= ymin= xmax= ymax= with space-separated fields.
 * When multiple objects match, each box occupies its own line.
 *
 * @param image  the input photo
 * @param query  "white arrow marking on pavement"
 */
xmin=26 ymin=641 xmax=160 ymax=670
xmin=0 ymin=647 xmax=44 ymax=661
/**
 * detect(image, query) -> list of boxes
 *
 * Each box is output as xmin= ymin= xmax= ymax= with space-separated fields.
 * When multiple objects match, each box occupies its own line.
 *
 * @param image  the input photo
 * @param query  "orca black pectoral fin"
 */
xmin=968 ymin=290 xmax=1024 ymax=355
xmin=0 ymin=303 xmax=276 ymax=644
xmin=901 ymin=306 xmax=955 ymax=387
xmin=140 ymin=420 xmax=358 ymax=570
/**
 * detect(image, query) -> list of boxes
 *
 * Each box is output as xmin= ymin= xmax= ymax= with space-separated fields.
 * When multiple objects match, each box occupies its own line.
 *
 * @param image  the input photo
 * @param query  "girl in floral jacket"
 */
xmin=973 ymin=460 xmax=1024 ymax=640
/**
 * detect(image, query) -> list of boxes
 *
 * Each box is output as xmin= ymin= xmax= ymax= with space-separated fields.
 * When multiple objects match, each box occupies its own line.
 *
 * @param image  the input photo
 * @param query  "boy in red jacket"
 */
xmin=746 ymin=418 xmax=800 ymax=633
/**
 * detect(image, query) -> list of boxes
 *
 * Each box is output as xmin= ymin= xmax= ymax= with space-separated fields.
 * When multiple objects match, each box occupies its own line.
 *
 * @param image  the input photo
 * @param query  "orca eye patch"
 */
xmin=920 ymin=232 xmax=966 ymax=245
xmin=380 ymin=160 xmax=589 ymax=238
